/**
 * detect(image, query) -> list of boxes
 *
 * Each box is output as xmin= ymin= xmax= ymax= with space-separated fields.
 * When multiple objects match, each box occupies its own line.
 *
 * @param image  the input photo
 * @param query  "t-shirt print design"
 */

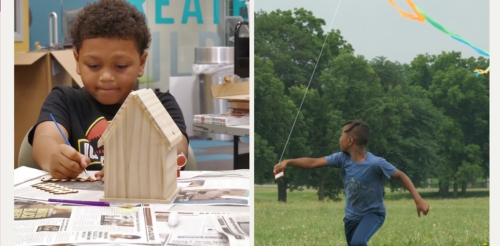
xmin=78 ymin=116 xmax=109 ymax=167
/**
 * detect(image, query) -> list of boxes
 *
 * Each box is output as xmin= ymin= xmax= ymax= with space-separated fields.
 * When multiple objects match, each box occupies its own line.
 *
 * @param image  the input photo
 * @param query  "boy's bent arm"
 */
xmin=32 ymin=122 xmax=69 ymax=171
xmin=274 ymin=157 xmax=328 ymax=173
xmin=391 ymin=169 xmax=430 ymax=217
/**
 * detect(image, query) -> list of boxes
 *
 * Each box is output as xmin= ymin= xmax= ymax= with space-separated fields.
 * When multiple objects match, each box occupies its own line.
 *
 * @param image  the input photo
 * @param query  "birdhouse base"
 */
xmin=99 ymin=186 xmax=180 ymax=204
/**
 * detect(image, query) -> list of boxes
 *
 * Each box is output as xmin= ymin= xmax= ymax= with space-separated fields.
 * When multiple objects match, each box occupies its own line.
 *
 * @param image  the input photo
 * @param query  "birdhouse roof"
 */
xmin=97 ymin=88 xmax=183 ymax=149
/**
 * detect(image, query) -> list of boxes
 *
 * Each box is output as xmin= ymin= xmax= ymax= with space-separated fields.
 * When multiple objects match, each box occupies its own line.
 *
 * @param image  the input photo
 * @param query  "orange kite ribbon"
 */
xmin=388 ymin=0 xmax=489 ymax=76
xmin=474 ymin=68 xmax=490 ymax=76
xmin=387 ymin=0 xmax=425 ymax=22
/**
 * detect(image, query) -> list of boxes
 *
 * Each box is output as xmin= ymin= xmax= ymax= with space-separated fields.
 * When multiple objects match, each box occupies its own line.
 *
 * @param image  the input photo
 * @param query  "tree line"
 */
xmin=254 ymin=8 xmax=489 ymax=202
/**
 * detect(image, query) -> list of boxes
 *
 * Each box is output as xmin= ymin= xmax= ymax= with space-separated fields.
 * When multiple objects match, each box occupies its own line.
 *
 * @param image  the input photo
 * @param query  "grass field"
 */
xmin=254 ymin=185 xmax=489 ymax=246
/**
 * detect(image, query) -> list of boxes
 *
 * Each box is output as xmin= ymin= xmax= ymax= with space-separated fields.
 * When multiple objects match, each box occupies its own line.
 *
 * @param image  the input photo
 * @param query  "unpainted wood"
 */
xmin=99 ymin=88 xmax=180 ymax=202
xmin=100 ymin=187 xmax=180 ymax=204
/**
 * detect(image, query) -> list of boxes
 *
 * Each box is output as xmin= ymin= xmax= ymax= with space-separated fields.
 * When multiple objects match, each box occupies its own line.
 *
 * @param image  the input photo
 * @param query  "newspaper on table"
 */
xmin=210 ymin=214 xmax=250 ymax=246
xmin=13 ymin=199 xmax=161 ymax=246
xmin=150 ymin=206 xmax=249 ymax=246
xmin=173 ymin=176 xmax=249 ymax=206
xmin=177 ymin=170 xmax=250 ymax=180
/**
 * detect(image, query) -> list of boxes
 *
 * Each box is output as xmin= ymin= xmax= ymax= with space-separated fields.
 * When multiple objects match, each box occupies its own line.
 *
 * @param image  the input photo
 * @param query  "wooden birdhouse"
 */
xmin=97 ymin=88 xmax=182 ymax=203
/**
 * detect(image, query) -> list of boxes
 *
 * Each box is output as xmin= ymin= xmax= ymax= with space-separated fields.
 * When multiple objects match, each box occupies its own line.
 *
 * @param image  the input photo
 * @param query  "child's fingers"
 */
xmin=95 ymin=170 xmax=105 ymax=183
xmin=53 ymin=161 xmax=80 ymax=178
xmin=79 ymin=154 xmax=91 ymax=169
xmin=50 ymin=169 xmax=70 ymax=179
xmin=273 ymin=163 xmax=283 ymax=172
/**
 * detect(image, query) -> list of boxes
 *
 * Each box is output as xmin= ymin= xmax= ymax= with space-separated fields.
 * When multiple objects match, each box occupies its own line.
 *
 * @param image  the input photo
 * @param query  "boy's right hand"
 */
xmin=48 ymin=144 xmax=90 ymax=179
xmin=273 ymin=160 xmax=288 ymax=174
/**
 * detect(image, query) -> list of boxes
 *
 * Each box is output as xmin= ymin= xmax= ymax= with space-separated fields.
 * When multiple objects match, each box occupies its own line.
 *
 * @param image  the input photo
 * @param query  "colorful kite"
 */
xmin=388 ymin=0 xmax=489 ymax=76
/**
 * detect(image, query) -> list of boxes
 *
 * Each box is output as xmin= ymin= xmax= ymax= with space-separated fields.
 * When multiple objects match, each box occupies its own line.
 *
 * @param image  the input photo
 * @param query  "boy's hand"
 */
xmin=416 ymin=199 xmax=430 ymax=217
xmin=273 ymin=161 xmax=288 ymax=173
xmin=49 ymin=144 xmax=90 ymax=179
xmin=95 ymin=169 xmax=105 ymax=183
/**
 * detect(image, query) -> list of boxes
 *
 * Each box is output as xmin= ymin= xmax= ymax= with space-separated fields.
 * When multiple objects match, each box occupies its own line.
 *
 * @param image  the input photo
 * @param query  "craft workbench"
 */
xmin=13 ymin=167 xmax=250 ymax=245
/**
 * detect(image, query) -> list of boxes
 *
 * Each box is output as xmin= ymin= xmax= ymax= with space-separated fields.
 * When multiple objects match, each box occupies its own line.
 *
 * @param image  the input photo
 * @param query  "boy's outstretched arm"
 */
xmin=391 ymin=169 xmax=430 ymax=217
xmin=273 ymin=157 xmax=327 ymax=173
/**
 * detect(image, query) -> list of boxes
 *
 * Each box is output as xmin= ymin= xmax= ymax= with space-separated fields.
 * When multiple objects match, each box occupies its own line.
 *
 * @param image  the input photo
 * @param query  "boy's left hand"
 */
xmin=95 ymin=169 xmax=105 ymax=183
xmin=416 ymin=199 xmax=429 ymax=217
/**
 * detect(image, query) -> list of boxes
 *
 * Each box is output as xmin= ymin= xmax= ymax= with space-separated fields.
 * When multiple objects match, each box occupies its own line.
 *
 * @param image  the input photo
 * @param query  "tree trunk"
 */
xmin=461 ymin=182 xmax=467 ymax=195
xmin=318 ymin=176 xmax=325 ymax=201
xmin=439 ymin=180 xmax=449 ymax=197
xmin=453 ymin=183 xmax=458 ymax=198
xmin=438 ymin=180 xmax=445 ymax=196
xmin=277 ymin=180 xmax=287 ymax=202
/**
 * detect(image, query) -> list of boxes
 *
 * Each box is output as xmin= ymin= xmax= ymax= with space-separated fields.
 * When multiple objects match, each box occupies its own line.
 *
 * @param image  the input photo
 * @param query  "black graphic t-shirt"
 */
xmin=28 ymin=86 xmax=188 ymax=171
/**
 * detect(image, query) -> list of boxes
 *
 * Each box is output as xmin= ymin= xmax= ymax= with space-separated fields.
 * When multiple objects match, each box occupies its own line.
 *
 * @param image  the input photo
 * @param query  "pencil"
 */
xmin=48 ymin=198 xmax=109 ymax=207
xmin=49 ymin=114 xmax=91 ymax=179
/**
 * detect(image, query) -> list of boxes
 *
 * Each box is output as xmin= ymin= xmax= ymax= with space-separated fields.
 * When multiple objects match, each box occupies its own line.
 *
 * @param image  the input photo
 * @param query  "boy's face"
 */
xmin=339 ymin=125 xmax=353 ymax=152
xmin=74 ymin=38 xmax=148 ymax=105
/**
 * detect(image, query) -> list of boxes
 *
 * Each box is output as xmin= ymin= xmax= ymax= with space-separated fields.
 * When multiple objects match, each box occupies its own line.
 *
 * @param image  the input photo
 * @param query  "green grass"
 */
xmin=255 ymin=186 xmax=489 ymax=246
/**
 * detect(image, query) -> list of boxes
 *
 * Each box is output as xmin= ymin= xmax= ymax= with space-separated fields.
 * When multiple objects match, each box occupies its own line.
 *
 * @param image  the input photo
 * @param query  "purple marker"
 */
xmin=48 ymin=199 xmax=109 ymax=207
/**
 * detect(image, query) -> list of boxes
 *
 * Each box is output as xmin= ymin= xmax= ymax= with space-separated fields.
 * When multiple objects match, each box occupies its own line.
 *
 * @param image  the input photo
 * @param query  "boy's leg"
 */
xmin=348 ymin=212 xmax=385 ymax=246
xmin=343 ymin=217 xmax=360 ymax=246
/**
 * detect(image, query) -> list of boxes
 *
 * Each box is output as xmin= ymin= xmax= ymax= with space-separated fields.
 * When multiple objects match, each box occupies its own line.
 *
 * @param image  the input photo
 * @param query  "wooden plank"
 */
xmin=100 ymin=186 xmax=180 ymax=204
xmin=115 ymin=119 xmax=126 ymax=199
xmin=129 ymin=99 xmax=143 ymax=199
xmin=105 ymin=139 xmax=114 ymax=198
xmin=138 ymin=101 xmax=152 ymax=200
xmin=164 ymin=147 xmax=178 ymax=198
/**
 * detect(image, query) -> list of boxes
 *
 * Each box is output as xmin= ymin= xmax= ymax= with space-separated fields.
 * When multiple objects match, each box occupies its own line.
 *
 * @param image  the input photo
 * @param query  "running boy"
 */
xmin=28 ymin=0 xmax=188 ymax=179
xmin=273 ymin=120 xmax=430 ymax=246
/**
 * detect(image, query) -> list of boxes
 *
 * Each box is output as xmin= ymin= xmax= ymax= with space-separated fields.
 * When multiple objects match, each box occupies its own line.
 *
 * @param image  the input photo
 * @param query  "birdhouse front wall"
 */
xmin=103 ymin=99 xmax=178 ymax=201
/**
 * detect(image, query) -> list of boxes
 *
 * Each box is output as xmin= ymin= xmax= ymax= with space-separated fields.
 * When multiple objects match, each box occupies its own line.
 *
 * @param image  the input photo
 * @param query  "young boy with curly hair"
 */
xmin=28 ymin=0 xmax=189 ymax=180
xmin=273 ymin=120 xmax=430 ymax=246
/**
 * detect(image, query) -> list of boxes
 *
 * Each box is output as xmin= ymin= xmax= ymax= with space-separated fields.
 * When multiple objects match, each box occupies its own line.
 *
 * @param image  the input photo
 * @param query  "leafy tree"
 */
xmin=370 ymin=56 xmax=408 ymax=92
xmin=429 ymin=66 xmax=488 ymax=196
xmin=254 ymin=133 xmax=277 ymax=184
xmin=287 ymin=86 xmax=344 ymax=200
xmin=255 ymin=8 xmax=353 ymax=91
xmin=254 ymin=55 xmax=310 ymax=202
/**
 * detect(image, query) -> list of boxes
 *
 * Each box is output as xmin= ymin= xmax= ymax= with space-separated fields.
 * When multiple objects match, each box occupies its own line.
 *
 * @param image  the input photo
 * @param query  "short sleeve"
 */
xmin=325 ymin=152 xmax=346 ymax=168
xmin=378 ymin=158 xmax=397 ymax=179
xmin=28 ymin=86 xmax=72 ymax=145
xmin=157 ymin=91 xmax=189 ymax=144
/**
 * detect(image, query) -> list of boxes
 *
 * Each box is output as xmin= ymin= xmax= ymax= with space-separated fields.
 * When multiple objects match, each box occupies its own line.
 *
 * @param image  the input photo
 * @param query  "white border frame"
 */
xmin=14 ymin=0 xmax=24 ymax=42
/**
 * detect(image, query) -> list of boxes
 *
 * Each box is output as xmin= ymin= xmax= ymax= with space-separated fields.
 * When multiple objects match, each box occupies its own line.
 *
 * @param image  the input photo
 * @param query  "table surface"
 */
xmin=192 ymin=123 xmax=250 ymax=136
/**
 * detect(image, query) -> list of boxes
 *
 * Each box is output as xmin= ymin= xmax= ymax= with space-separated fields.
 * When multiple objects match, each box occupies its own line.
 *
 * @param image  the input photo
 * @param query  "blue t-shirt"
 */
xmin=326 ymin=152 xmax=396 ymax=220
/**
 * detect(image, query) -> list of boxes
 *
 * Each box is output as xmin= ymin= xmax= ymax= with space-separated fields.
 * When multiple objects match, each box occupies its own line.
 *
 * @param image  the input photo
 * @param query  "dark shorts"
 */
xmin=343 ymin=212 xmax=386 ymax=246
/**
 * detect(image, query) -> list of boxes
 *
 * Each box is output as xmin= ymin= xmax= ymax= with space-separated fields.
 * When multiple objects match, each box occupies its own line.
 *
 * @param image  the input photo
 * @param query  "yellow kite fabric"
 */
xmin=388 ymin=0 xmax=489 ymax=76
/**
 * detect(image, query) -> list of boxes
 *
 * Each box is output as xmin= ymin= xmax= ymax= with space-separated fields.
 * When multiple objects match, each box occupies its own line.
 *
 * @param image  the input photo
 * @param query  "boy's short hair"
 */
xmin=343 ymin=120 xmax=370 ymax=147
xmin=70 ymin=0 xmax=151 ymax=55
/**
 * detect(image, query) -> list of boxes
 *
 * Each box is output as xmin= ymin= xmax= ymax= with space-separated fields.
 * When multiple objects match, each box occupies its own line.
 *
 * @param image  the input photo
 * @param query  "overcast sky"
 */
xmin=254 ymin=0 xmax=489 ymax=64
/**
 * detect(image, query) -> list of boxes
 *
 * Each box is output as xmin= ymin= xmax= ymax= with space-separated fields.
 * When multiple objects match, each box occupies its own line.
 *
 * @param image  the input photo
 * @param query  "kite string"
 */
xmin=278 ymin=0 xmax=343 ymax=164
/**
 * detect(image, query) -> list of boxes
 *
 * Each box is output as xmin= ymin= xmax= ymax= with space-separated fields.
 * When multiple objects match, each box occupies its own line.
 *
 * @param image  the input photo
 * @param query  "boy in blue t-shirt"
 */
xmin=273 ymin=120 xmax=429 ymax=246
